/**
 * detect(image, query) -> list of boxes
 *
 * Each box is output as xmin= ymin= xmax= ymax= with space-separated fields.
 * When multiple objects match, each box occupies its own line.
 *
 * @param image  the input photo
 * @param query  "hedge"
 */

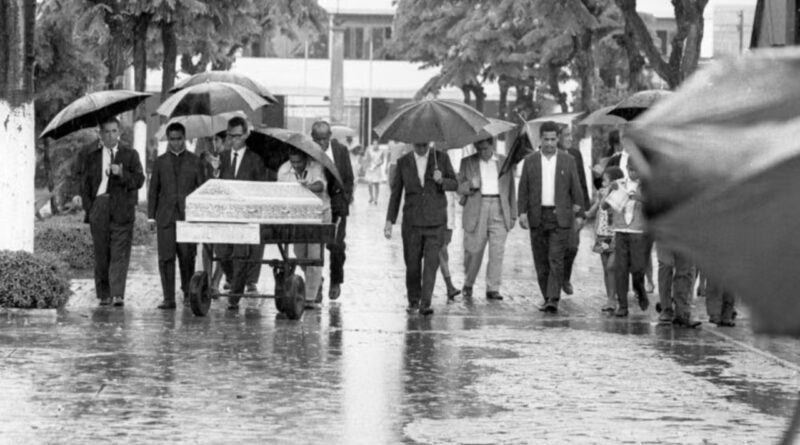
xmin=0 ymin=250 xmax=71 ymax=309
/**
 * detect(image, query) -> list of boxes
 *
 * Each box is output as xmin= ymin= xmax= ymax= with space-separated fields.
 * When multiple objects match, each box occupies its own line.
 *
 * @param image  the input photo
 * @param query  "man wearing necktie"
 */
xmin=147 ymin=123 xmax=206 ymax=309
xmin=74 ymin=116 xmax=145 ymax=307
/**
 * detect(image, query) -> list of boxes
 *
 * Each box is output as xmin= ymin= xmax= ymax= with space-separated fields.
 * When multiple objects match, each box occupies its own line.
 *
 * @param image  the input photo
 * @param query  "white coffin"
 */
xmin=185 ymin=179 xmax=324 ymax=224
xmin=176 ymin=221 xmax=260 ymax=244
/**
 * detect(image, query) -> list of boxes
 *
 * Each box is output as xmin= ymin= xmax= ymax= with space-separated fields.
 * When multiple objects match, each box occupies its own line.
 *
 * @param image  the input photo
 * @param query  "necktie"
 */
xmin=232 ymin=151 xmax=238 ymax=177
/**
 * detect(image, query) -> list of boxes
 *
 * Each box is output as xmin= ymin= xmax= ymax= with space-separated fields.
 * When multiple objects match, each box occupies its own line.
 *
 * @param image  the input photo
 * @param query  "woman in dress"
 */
xmin=362 ymin=140 xmax=386 ymax=205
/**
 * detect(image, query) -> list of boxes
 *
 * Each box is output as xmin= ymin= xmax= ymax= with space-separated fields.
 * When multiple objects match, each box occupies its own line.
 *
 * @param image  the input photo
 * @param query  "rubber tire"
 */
xmin=280 ymin=274 xmax=305 ymax=320
xmin=189 ymin=271 xmax=211 ymax=317
xmin=273 ymin=270 xmax=286 ymax=313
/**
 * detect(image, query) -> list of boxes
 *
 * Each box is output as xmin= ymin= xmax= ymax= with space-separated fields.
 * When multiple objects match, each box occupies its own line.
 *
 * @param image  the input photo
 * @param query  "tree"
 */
xmin=0 ymin=0 xmax=37 ymax=251
xmin=615 ymin=0 xmax=709 ymax=89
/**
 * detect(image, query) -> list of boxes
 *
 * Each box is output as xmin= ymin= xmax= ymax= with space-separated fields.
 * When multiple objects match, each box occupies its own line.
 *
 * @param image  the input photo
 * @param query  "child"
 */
xmin=587 ymin=166 xmax=625 ymax=312
xmin=605 ymin=157 xmax=649 ymax=317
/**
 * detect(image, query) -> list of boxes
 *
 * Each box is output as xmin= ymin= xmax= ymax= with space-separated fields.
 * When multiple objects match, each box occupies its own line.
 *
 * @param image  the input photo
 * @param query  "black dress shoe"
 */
xmin=112 ymin=296 xmax=124 ymax=307
xmin=562 ymin=282 xmax=574 ymax=295
xmin=539 ymin=303 xmax=558 ymax=313
xmin=637 ymin=295 xmax=650 ymax=311
xmin=157 ymin=301 xmax=177 ymax=310
xmin=673 ymin=317 xmax=702 ymax=328
xmin=655 ymin=302 xmax=662 ymax=313
xmin=614 ymin=308 xmax=629 ymax=317
xmin=486 ymin=291 xmax=504 ymax=300
xmin=227 ymin=303 xmax=239 ymax=312
xmin=98 ymin=298 xmax=111 ymax=306
xmin=447 ymin=288 xmax=461 ymax=300
xmin=406 ymin=303 xmax=420 ymax=314
xmin=419 ymin=307 xmax=434 ymax=316
xmin=462 ymin=286 xmax=473 ymax=298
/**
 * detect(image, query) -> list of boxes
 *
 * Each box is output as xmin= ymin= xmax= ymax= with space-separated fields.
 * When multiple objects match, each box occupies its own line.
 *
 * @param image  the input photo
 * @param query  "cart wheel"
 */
xmin=273 ymin=269 xmax=286 ymax=313
xmin=189 ymin=271 xmax=211 ymax=317
xmin=279 ymin=274 xmax=305 ymax=320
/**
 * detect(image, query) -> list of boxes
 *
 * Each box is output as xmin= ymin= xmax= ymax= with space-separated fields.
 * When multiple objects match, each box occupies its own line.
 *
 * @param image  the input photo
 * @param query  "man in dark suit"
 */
xmin=311 ymin=121 xmax=354 ymax=301
xmin=457 ymin=137 xmax=516 ymax=300
xmin=558 ymin=126 xmax=590 ymax=295
xmin=75 ymin=116 xmax=145 ymax=307
xmin=384 ymin=142 xmax=457 ymax=316
xmin=518 ymin=121 xmax=585 ymax=313
xmin=216 ymin=116 xmax=268 ymax=311
xmin=147 ymin=122 xmax=206 ymax=309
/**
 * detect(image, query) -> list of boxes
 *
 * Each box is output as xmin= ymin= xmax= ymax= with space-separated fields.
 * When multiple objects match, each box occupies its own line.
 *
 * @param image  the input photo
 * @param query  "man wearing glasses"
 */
xmin=214 ymin=116 xmax=268 ymax=311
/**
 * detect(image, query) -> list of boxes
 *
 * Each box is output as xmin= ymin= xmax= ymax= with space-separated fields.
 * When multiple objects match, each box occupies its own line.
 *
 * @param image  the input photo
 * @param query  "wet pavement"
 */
xmin=2 ymin=184 xmax=800 ymax=444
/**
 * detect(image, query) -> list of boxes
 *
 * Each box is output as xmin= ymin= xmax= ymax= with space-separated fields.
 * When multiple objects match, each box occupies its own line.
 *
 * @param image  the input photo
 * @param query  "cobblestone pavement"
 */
xmin=2 ymin=184 xmax=800 ymax=444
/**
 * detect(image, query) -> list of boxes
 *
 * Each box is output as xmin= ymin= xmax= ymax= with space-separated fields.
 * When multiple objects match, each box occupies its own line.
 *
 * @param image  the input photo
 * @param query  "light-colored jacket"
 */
xmin=457 ymin=153 xmax=517 ymax=232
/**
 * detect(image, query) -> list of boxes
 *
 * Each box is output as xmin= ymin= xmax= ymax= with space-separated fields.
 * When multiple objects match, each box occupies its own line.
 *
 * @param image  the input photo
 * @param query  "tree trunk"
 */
xmin=620 ymin=17 xmax=645 ymax=91
xmin=0 ymin=0 xmax=37 ymax=251
xmin=103 ymin=20 xmax=128 ymax=90
xmin=161 ymin=21 xmax=178 ymax=101
xmin=132 ymin=14 xmax=150 ymax=119
xmin=498 ymin=76 xmax=509 ymax=121
xmin=548 ymin=63 xmax=569 ymax=113
xmin=470 ymin=84 xmax=486 ymax=113
xmin=573 ymin=32 xmax=596 ymax=112
xmin=461 ymin=85 xmax=472 ymax=106
xmin=513 ymin=83 xmax=536 ymax=121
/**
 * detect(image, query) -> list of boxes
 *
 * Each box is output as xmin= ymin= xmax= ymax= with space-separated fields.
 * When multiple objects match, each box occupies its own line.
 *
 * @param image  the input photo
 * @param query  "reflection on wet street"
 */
xmin=2 ymin=186 xmax=799 ymax=444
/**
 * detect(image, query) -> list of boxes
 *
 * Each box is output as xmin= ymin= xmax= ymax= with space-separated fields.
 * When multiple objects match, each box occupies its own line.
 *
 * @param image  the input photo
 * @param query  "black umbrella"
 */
xmin=498 ymin=125 xmax=533 ymax=177
xmin=40 ymin=90 xmax=151 ymax=140
xmin=608 ymin=90 xmax=672 ymax=121
xmin=170 ymin=71 xmax=278 ymax=104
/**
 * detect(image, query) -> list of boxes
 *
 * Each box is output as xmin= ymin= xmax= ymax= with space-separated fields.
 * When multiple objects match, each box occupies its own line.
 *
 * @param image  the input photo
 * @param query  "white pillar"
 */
xmin=133 ymin=120 xmax=148 ymax=202
xmin=0 ymin=101 xmax=35 ymax=252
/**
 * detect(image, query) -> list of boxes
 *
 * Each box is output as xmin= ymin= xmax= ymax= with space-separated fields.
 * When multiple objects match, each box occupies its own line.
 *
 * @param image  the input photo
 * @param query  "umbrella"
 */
xmin=578 ymin=106 xmax=627 ymax=126
xmin=373 ymin=98 xmax=490 ymax=144
xmin=40 ymin=90 xmax=151 ymax=140
xmin=157 ymin=82 xmax=269 ymax=119
xmin=608 ymin=89 xmax=672 ymax=121
xmin=625 ymin=47 xmax=800 ymax=338
xmin=498 ymin=125 xmax=533 ymax=177
xmin=440 ymin=118 xmax=517 ymax=149
xmin=247 ymin=127 xmax=344 ymax=189
xmin=524 ymin=112 xmax=584 ymax=151
xmin=154 ymin=111 xmax=246 ymax=140
xmin=331 ymin=124 xmax=356 ymax=142
xmin=169 ymin=71 xmax=278 ymax=104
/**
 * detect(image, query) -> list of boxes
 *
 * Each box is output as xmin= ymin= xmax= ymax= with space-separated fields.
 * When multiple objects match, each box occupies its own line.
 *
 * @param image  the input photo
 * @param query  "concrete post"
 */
xmin=330 ymin=16 xmax=345 ymax=124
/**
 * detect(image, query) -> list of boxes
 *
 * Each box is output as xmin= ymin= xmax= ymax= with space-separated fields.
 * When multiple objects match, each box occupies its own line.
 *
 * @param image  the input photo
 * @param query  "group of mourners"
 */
xmin=385 ymin=121 xmax=737 ymax=327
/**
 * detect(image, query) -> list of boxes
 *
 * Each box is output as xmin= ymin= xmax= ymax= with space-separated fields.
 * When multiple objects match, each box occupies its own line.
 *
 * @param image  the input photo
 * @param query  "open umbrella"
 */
xmin=439 ymin=118 xmax=517 ymax=149
xmin=40 ymin=90 xmax=151 ymax=140
xmin=608 ymin=89 xmax=672 ymax=121
xmin=578 ymin=105 xmax=627 ymax=126
xmin=169 ymin=71 xmax=278 ymax=104
xmin=157 ymin=82 xmax=269 ymax=119
xmin=626 ymin=47 xmax=800 ymax=338
xmin=374 ymin=98 xmax=489 ymax=144
xmin=524 ymin=112 xmax=583 ymax=151
xmin=331 ymin=124 xmax=356 ymax=142
xmin=247 ymin=127 xmax=344 ymax=189
xmin=154 ymin=111 xmax=246 ymax=140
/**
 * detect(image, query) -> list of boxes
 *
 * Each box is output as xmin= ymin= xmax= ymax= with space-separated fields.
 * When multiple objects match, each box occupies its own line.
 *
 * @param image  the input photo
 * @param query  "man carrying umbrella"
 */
xmin=310 ymin=121 xmax=355 ymax=302
xmin=147 ymin=122 xmax=207 ymax=310
xmin=384 ymin=142 xmax=458 ymax=316
xmin=74 ymin=116 xmax=146 ymax=307
xmin=557 ymin=126 xmax=590 ymax=296
xmin=518 ymin=121 xmax=585 ymax=313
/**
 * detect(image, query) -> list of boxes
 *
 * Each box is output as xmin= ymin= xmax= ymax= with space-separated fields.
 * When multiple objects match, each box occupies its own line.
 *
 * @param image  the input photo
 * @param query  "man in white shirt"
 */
xmin=517 ymin=122 xmax=585 ymax=313
xmin=456 ymin=137 xmax=517 ymax=300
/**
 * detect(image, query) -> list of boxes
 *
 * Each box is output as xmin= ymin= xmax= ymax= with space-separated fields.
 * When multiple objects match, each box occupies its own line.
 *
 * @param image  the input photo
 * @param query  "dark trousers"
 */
xmin=614 ymin=232 xmax=648 ymax=309
xmin=327 ymin=213 xmax=347 ymax=285
xmin=530 ymin=209 xmax=570 ymax=305
xmin=656 ymin=247 xmax=695 ymax=319
xmin=706 ymin=280 xmax=736 ymax=322
xmin=564 ymin=221 xmax=580 ymax=284
xmin=402 ymin=224 xmax=444 ymax=309
xmin=246 ymin=245 xmax=264 ymax=286
xmin=217 ymin=243 xmax=261 ymax=305
xmin=89 ymin=195 xmax=134 ymax=300
xmin=157 ymin=222 xmax=197 ymax=302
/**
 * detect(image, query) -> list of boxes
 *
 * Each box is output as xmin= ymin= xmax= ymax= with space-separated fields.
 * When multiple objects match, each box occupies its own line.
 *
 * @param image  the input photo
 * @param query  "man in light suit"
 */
xmin=74 ymin=116 xmax=145 ymax=307
xmin=457 ymin=137 xmax=516 ymax=300
xmin=148 ymin=122 xmax=206 ymax=309
xmin=385 ymin=142 xmax=458 ymax=316
xmin=216 ymin=116 xmax=267 ymax=311
xmin=518 ymin=121 xmax=585 ymax=313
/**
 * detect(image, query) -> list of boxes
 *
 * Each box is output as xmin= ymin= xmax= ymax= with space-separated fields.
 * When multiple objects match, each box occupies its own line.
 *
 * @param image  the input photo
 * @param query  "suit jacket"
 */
xmin=517 ymin=151 xmax=585 ymax=229
xmin=218 ymin=148 xmax=267 ymax=181
xmin=456 ymin=153 xmax=517 ymax=232
xmin=78 ymin=141 xmax=145 ymax=224
xmin=386 ymin=149 xmax=458 ymax=228
xmin=566 ymin=147 xmax=590 ymax=210
xmin=147 ymin=150 xmax=206 ymax=229
xmin=325 ymin=139 xmax=355 ymax=217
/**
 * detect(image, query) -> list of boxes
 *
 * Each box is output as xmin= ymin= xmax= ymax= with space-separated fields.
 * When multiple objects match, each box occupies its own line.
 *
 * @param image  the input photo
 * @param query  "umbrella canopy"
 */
xmin=331 ymin=124 xmax=356 ymax=142
xmin=40 ymin=90 xmax=151 ymax=140
xmin=440 ymin=118 xmax=517 ymax=149
xmin=373 ymin=98 xmax=490 ymax=144
xmin=578 ymin=106 xmax=627 ymax=126
xmin=626 ymin=47 xmax=800 ymax=337
xmin=154 ymin=111 xmax=246 ymax=140
xmin=498 ymin=125 xmax=533 ymax=177
xmin=157 ymin=82 xmax=269 ymax=119
xmin=169 ymin=71 xmax=278 ymax=104
xmin=247 ymin=127 xmax=344 ymax=189
xmin=608 ymin=89 xmax=672 ymax=121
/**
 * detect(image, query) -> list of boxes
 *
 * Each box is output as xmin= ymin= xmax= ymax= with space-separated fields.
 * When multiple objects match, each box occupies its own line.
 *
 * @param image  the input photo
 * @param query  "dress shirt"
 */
xmin=97 ymin=143 xmax=118 ymax=196
xmin=231 ymin=147 xmax=246 ymax=178
xmin=479 ymin=155 xmax=499 ymax=195
xmin=413 ymin=149 xmax=429 ymax=185
xmin=540 ymin=152 xmax=557 ymax=206
xmin=620 ymin=150 xmax=630 ymax=178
